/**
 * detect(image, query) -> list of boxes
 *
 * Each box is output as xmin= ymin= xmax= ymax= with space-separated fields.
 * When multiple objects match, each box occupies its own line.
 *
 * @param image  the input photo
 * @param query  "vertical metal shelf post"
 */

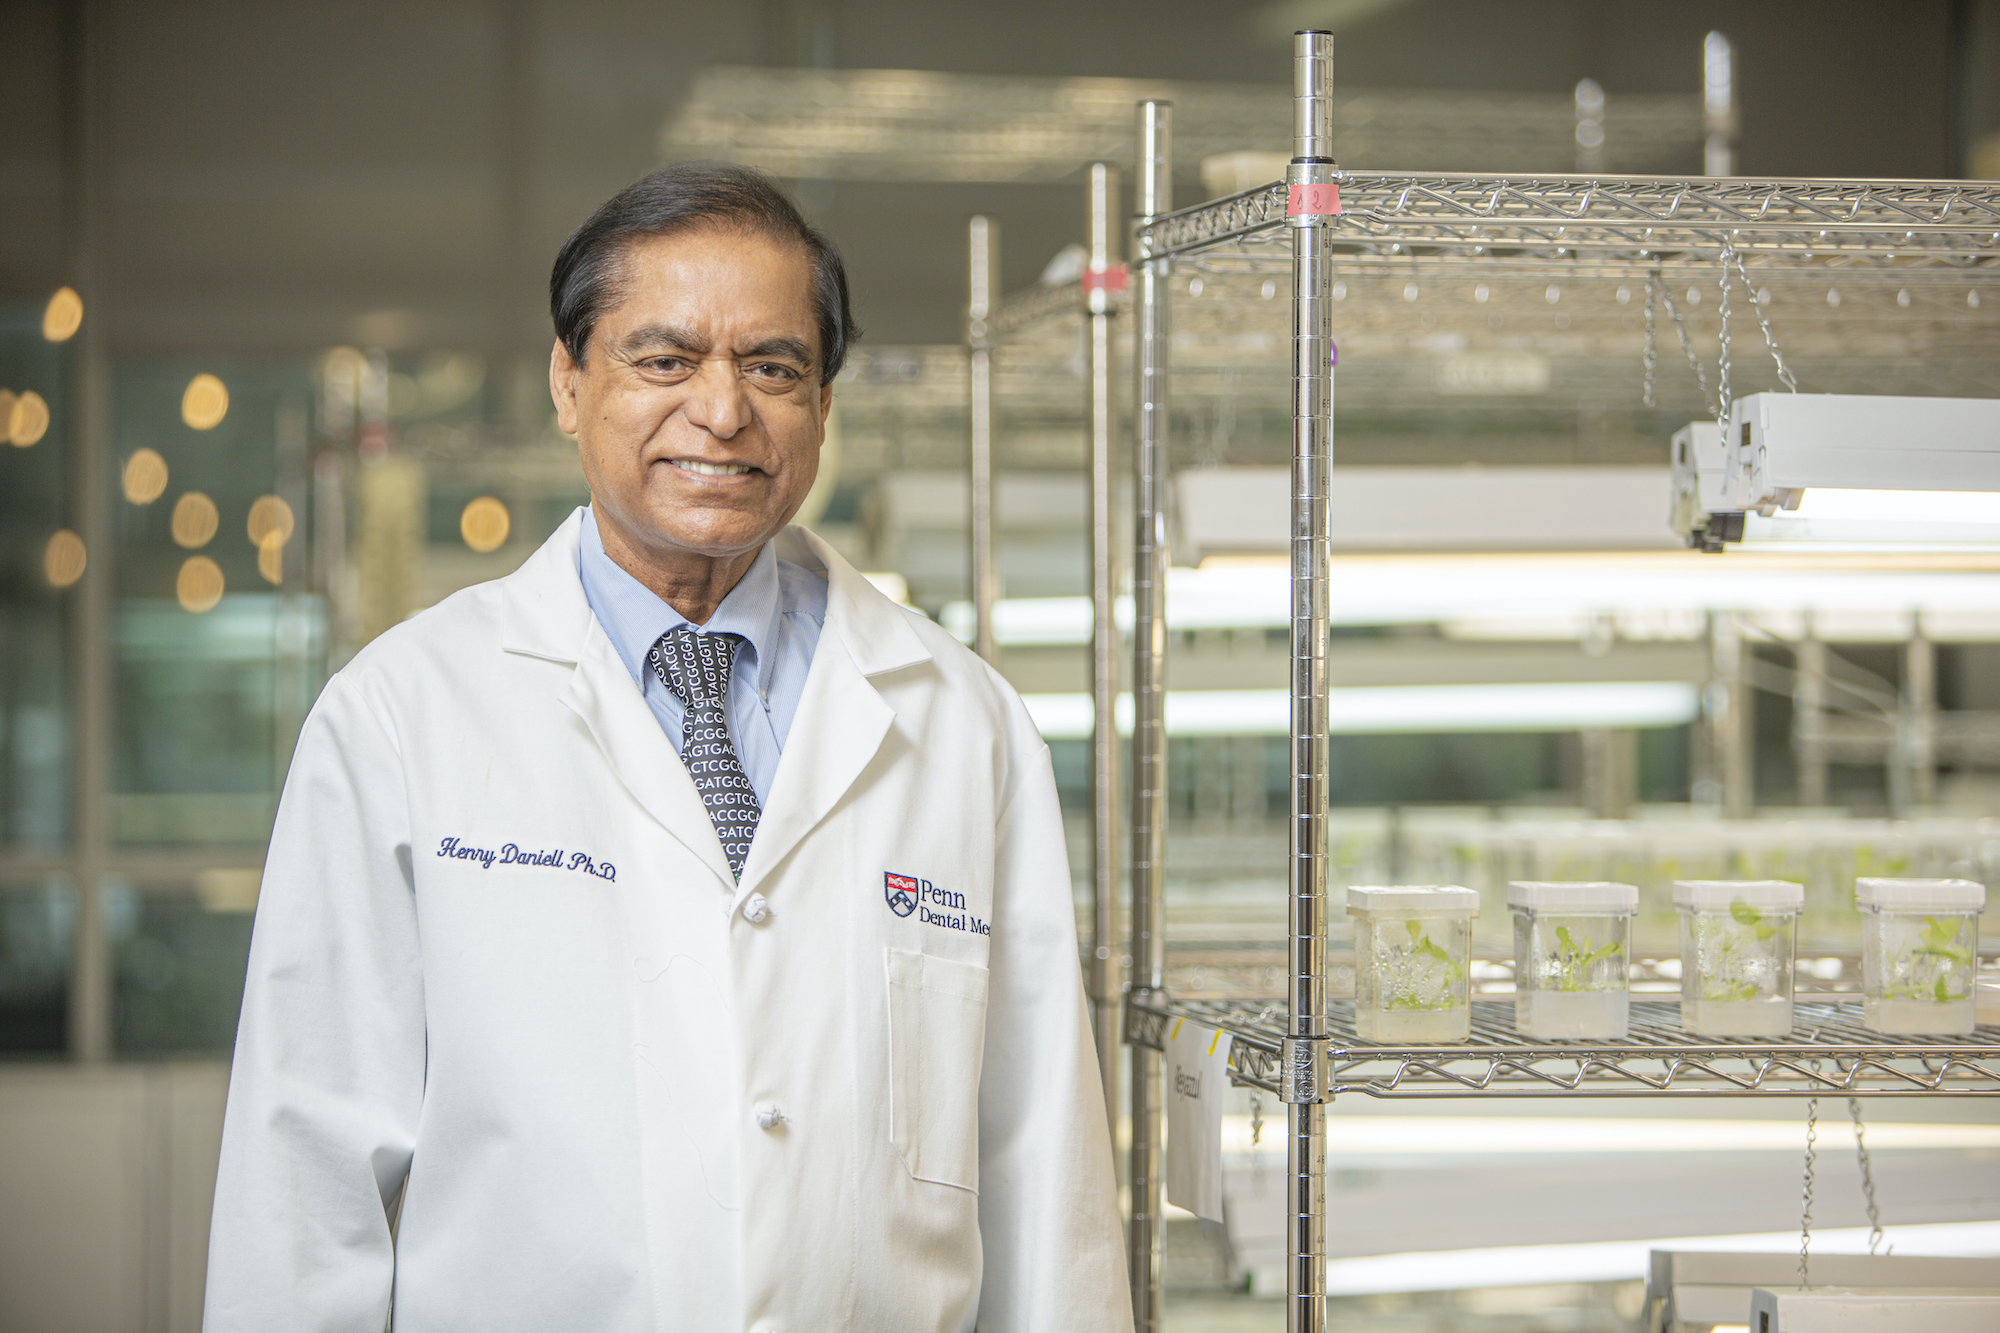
xmin=1127 ymin=100 xmax=1171 ymax=1333
xmin=1284 ymin=29 xmax=1337 ymax=1333
xmin=1905 ymin=619 xmax=1937 ymax=810
xmin=1086 ymin=162 xmax=1123 ymax=1124
xmin=966 ymin=215 xmax=1000 ymax=665
xmin=1710 ymin=609 xmax=1752 ymax=817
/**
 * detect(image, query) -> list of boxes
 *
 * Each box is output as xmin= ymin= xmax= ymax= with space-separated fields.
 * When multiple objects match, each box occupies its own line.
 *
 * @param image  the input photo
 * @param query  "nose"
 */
xmin=681 ymin=358 xmax=750 ymax=440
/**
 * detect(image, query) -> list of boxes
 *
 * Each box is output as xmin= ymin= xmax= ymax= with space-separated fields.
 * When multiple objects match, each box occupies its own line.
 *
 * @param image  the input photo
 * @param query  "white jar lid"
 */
xmin=1507 ymin=880 xmax=1639 ymax=913
xmin=1347 ymin=885 xmax=1480 ymax=918
xmin=1672 ymin=879 xmax=1804 ymax=912
xmin=1856 ymin=877 xmax=1987 ymax=912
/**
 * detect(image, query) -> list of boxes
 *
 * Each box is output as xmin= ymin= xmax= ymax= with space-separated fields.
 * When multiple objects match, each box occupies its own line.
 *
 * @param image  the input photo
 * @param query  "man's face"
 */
xmin=552 ymin=224 xmax=831 ymax=566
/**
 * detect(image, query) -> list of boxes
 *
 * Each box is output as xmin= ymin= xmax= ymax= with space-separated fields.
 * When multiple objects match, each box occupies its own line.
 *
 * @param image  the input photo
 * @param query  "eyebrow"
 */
xmin=617 ymin=323 xmax=708 ymax=358
xmin=617 ymin=324 xmax=817 ymax=371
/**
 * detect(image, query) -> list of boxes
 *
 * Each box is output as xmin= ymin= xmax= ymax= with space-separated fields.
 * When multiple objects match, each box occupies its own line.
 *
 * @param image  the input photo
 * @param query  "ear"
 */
xmin=549 ymin=340 xmax=582 ymax=437
xmin=817 ymin=377 xmax=834 ymax=432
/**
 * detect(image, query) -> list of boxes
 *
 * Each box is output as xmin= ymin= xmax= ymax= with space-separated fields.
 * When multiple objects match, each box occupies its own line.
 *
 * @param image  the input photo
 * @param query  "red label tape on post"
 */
xmin=1082 ymin=265 xmax=1129 ymax=294
xmin=1286 ymin=183 xmax=1342 ymax=217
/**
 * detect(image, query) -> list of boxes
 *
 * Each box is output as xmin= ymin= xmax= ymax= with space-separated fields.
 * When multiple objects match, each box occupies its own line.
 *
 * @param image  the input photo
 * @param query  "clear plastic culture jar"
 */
xmin=1347 ymin=886 xmax=1479 ymax=1043
xmin=1857 ymin=877 xmax=1985 ymax=1035
xmin=1508 ymin=881 xmax=1638 ymax=1040
xmin=1673 ymin=880 xmax=1803 ymax=1037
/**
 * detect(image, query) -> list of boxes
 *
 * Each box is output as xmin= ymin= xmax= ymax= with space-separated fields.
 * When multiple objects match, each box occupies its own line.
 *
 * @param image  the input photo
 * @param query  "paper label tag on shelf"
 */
xmin=1287 ymin=183 xmax=1342 ymax=216
xmin=1164 ymin=1017 xmax=1232 ymax=1223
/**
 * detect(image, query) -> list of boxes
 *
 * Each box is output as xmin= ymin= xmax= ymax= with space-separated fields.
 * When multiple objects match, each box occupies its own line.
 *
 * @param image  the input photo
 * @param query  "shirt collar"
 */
xmin=577 ymin=505 xmax=782 ymax=697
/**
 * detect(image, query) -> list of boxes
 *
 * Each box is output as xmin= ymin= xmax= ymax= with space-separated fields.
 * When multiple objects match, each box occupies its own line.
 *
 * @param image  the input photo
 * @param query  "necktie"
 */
xmin=649 ymin=627 xmax=762 ymax=879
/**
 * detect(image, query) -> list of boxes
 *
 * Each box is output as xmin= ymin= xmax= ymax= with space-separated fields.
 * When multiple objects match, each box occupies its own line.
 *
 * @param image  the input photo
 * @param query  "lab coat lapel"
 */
xmin=562 ymin=625 xmax=736 ymax=888
xmin=733 ymin=529 xmax=930 ymax=904
xmin=502 ymin=508 xmax=735 ymax=889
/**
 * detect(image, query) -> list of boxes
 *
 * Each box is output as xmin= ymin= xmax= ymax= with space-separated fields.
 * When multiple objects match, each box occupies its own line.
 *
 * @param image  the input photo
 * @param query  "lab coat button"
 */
xmin=754 ymin=1103 xmax=785 ymax=1130
xmin=742 ymin=893 xmax=770 ymax=924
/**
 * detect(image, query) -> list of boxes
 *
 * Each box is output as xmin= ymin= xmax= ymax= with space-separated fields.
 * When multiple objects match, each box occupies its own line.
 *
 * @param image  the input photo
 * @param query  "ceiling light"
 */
xmin=182 ymin=374 xmax=229 ymax=430
xmin=9 ymin=390 xmax=49 ymax=447
xmin=460 ymin=496 xmax=511 ymax=553
xmin=246 ymin=495 xmax=295 ymax=548
xmin=177 ymin=556 xmax=225 ymax=613
xmin=171 ymin=492 xmax=220 ymax=548
xmin=1019 ymin=682 xmax=1699 ymax=740
xmin=41 ymin=287 xmax=83 ymax=343
xmin=122 ymin=449 xmax=169 ymax=505
xmin=43 ymin=531 xmax=86 ymax=588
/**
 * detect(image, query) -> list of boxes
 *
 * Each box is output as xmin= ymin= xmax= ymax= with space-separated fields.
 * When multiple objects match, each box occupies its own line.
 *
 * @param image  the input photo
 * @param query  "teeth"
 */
xmin=674 ymin=459 xmax=753 ymax=477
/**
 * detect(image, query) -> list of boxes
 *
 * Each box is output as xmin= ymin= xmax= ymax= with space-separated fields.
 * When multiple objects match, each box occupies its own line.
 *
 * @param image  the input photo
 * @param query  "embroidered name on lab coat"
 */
xmin=885 ymin=871 xmax=990 ymax=936
xmin=437 ymin=836 xmax=617 ymax=882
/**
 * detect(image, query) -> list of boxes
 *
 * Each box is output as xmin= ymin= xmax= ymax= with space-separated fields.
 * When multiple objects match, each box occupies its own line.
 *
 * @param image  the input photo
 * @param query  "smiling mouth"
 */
xmin=669 ymin=459 xmax=756 ymax=477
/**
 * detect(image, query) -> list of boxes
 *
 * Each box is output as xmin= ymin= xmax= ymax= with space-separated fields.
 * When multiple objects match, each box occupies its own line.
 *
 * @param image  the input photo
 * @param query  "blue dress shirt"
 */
xmin=577 ymin=506 xmax=826 ymax=805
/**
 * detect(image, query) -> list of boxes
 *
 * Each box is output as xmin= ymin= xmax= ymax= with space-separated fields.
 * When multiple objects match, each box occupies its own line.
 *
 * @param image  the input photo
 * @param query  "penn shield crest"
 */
xmin=885 ymin=872 xmax=919 ymax=918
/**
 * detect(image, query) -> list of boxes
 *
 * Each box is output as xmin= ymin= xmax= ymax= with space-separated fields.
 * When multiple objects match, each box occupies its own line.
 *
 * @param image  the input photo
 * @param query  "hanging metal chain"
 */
xmin=1660 ymin=284 xmax=1710 ymax=407
xmin=1799 ymin=1096 xmax=1819 ymax=1288
xmin=1731 ymin=246 xmax=1800 ymax=393
xmin=1848 ymin=1098 xmax=1887 ymax=1256
xmin=1716 ymin=239 xmax=1735 ymax=429
xmin=1643 ymin=269 xmax=1659 ymax=409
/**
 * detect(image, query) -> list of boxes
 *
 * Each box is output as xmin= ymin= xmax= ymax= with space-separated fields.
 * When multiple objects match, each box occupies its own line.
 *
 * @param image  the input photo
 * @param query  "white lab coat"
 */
xmin=204 ymin=511 xmax=1132 ymax=1333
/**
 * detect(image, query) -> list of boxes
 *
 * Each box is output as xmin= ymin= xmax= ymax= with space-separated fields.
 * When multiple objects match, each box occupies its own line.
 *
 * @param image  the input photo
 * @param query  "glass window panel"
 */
xmin=111 ymin=359 xmax=324 ymax=845
xmin=106 ymin=879 xmax=256 ymax=1057
xmin=0 ymin=305 xmax=74 ymax=849
xmin=0 ymin=879 xmax=73 ymax=1056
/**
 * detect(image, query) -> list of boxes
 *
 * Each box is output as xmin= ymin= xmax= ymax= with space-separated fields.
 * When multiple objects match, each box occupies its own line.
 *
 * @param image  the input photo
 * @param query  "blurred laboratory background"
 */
xmin=4 ymin=2 xmax=2000 ymax=1330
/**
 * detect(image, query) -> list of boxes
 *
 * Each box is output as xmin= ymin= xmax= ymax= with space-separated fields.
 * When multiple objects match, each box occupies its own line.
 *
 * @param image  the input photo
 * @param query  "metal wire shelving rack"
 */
xmin=1096 ymin=28 xmax=2000 ymax=1333
xmin=1129 ymin=995 xmax=2000 ymax=1100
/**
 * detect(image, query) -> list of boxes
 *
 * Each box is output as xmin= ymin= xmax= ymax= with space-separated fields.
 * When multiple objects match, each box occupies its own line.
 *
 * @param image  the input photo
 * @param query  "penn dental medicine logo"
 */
xmin=884 ymin=871 xmax=991 ymax=936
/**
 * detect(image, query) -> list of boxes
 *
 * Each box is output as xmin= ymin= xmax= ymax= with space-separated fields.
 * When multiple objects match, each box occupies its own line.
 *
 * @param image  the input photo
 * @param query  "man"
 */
xmin=205 ymin=164 xmax=1131 ymax=1332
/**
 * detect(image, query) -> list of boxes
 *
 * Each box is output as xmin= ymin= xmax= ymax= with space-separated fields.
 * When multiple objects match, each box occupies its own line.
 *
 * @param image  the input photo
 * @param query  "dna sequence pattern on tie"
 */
xmin=649 ymin=627 xmax=762 ymax=878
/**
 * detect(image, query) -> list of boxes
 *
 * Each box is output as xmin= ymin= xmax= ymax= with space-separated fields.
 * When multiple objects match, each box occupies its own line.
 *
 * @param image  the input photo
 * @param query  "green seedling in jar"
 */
xmin=1730 ymin=899 xmax=1782 ymax=941
xmin=1689 ymin=899 xmax=1781 ymax=1002
xmin=1550 ymin=925 xmax=1623 ymax=992
xmin=1384 ymin=919 xmax=1465 ymax=1011
xmin=1885 ymin=915 xmax=1973 ymax=1004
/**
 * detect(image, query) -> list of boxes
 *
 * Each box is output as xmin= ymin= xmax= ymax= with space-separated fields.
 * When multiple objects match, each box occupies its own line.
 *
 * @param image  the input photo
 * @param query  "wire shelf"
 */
xmin=987 ymin=279 xmax=1097 ymax=338
xmin=1130 ymin=993 xmax=2000 ymax=1099
xmin=1139 ymin=175 xmax=2000 ymax=269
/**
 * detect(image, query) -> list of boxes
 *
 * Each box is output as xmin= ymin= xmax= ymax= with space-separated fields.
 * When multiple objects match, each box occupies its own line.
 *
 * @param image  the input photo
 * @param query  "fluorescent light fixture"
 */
xmin=1181 ymin=465 xmax=1679 ymax=559
xmin=945 ymin=556 xmax=2000 ymax=645
xmin=1790 ymin=489 xmax=2000 ymax=523
xmin=1679 ymin=394 xmax=2000 ymax=552
xmin=1667 ymin=420 xmax=1730 ymax=550
xmin=1219 ymin=1115 xmax=2000 ymax=1156
xmin=1308 ymin=1221 xmax=2000 ymax=1296
xmin=1020 ymin=681 xmax=1700 ymax=740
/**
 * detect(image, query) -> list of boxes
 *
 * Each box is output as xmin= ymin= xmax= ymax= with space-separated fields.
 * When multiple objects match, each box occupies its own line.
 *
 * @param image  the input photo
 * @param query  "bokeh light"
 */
xmin=181 ymin=373 xmax=230 ymax=430
xmin=246 ymin=495 xmax=296 ymax=548
xmin=460 ymin=496 xmax=511 ymax=553
xmin=10 ymin=391 xmax=50 ymax=446
xmin=42 ymin=287 xmax=83 ymax=343
xmin=176 ymin=556 xmax=225 ymax=612
xmin=122 ymin=448 xmax=169 ymax=504
xmin=44 ymin=531 xmax=87 ymax=588
xmin=257 ymin=541 xmax=284 ymax=585
xmin=171 ymin=492 xmax=220 ymax=548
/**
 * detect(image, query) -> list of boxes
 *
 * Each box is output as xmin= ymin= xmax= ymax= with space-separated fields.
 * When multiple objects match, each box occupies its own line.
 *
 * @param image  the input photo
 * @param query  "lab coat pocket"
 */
xmin=885 ymin=947 xmax=989 ymax=1192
